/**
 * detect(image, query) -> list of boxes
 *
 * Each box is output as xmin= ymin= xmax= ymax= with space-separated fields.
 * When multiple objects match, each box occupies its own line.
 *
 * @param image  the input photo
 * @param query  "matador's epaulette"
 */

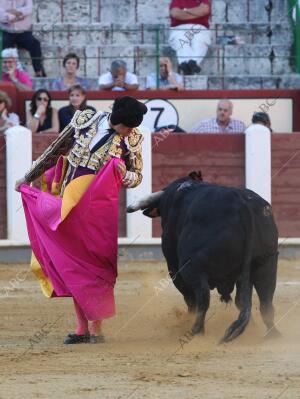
xmin=128 ymin=128 xmax=143 ymax=152
xmin=70 ymin=109 xmax=104 ymax=129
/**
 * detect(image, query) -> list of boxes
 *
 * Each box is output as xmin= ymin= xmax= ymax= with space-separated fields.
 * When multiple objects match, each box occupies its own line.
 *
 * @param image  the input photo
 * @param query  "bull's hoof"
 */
xmin=187 ymin=305 xmax=197 ymax=314
xmin=264 ymin=327 xmax=281 ymax=339
xmin=191 ymin=324 xmax=205 ymax=335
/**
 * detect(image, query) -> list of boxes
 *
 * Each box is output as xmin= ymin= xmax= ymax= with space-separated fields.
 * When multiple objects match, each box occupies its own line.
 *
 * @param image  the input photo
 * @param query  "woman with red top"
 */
xmin=169 ymin=0 xmax=211 ymax=75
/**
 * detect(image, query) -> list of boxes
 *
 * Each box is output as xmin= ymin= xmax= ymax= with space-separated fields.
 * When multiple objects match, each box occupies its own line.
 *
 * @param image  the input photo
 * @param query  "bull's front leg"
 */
xmin=181 ymin=265 xmax=210 ymax=335
xmin=191 ymin=277 xmax=210 ymax=335
xmin=164 ymin=239 xmax=196 ymax=313
xmin=170 ymin=271 xmax=197 ymax=313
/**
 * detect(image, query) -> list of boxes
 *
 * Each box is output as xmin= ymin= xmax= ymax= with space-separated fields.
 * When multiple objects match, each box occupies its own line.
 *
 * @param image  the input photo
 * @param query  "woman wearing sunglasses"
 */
xmin=26 ymin=89 xmax=59 ymax=134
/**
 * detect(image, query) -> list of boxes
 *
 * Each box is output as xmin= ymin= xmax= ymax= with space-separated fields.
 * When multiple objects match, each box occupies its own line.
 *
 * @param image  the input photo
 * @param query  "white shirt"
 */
xmin=0 ymin=0 xmax=33 ymax=32
xmin=89 ymin=113 xmax=111 ymax=150
xmin=98 ymin=71 xmax=138 ymax=91
xmin=0 ymin=112 xmax=20 ymax=132
xmin=146 ymin=72 xmax=183 ymax=89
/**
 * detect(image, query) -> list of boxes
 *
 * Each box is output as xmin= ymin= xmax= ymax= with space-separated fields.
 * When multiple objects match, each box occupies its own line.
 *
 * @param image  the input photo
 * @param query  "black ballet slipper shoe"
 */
xmin=90 ymin=334 xmax=105 ymax=344
xmin=63 ymin=333 xmax=90 ymax=344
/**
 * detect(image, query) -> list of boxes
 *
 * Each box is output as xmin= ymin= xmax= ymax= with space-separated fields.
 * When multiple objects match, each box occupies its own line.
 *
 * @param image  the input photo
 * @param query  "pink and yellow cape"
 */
xmin=20 ymin=158 xmax=123 ymax=321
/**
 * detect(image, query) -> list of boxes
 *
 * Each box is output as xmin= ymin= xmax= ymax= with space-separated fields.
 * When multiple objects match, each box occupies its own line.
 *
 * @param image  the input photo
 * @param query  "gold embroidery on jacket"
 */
xmin=125 ymin=128 xmax=143 ymax=188
xmin=65 ymin=122 xmax=144 ymax=189
xmin=70 ymin=109 xmax=105 ymax=130
xmin=67 ymin=130 xmax=123 ymax=171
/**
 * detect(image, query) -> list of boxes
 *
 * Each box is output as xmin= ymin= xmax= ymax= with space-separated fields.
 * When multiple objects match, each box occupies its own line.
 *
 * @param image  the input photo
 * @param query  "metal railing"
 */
xmin=0 ymin=29 xmax=2 ymax=77
xmin=290 ymin=0 xmax=300 ymax=73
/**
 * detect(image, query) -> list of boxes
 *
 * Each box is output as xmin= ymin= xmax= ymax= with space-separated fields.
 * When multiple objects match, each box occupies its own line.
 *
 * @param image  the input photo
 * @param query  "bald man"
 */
xmin=191 ymin=100 xmax=246 ymax=133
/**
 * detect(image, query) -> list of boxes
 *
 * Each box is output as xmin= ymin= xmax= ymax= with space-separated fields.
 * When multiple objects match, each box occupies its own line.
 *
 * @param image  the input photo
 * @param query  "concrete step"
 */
xmin=207 ymin=74 xmax=300 ymax=90
xmin=19 ymin=43 xmax=292 ymax=78
xmin=212 ymin=0 xmax=291 ymax=24
xmin=33 ymin=0 xmax=291 ymax=25
xmin=32 ymin=22 xmax=293 ymax=47
xmin=29 ymin=22 xmax=294 ymax=77
xmin=31 ymin=74 xmax=300 ymax=92
xmin=213 ymin=23 xmax=293 ymax=46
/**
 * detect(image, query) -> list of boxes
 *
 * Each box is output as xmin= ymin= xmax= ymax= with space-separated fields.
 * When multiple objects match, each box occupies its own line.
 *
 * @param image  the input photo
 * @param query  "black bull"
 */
xmin=127 ymin=172 xmax=280 ymax=343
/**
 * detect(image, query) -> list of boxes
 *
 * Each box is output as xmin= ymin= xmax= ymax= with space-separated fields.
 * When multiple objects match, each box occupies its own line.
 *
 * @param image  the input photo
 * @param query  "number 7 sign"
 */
xmin=142 ymin=99 xmax=179 ymax=132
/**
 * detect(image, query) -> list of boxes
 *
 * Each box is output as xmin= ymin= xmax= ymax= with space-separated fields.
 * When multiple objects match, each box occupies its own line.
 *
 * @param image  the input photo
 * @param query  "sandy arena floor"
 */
xmin=0 ymin=259 xmax=299 ymax=399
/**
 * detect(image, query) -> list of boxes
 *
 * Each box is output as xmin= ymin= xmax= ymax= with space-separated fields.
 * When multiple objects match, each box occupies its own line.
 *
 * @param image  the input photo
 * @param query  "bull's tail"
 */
xmin=220 ymin=197 xmax=254 ymax=343
xmin=219 ymin=305 xmax=251 ymax=343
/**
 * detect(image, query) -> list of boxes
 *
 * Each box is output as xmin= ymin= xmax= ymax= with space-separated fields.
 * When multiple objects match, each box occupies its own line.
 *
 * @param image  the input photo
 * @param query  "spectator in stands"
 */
xmin=146 ymin=57 xmax=184 ymax=90
xmin=169 ymin=0 xmax=211 ymax=75
xmin=0 ymin=0 xmax=45 ymax=77
xmin=58 ymin=85 xmax=96 ymax=131
xmin=52 ymin=53 xmax=89 ymax=91
xmin=191 ymin=100 xmax=246 ymax=133
xmin=1 ymin=48 xmax=32 ymax=90
xmin=99 ymin=60 xmax=139 ymax=91
xmin=252 ymin=112 xmax=273 ymax=132
xmin=0 ymin=90 xmax=20 ymax=133
xmin=26 ymin=89 xmax=59 ymax=134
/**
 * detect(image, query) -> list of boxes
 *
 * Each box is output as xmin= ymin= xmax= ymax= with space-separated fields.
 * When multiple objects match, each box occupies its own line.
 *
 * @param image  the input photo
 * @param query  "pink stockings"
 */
xmin=73 ymin=299 xmax=102 ymax=336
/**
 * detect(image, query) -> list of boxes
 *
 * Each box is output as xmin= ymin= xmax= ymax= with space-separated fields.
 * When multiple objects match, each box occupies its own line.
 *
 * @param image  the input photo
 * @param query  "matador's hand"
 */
xmin=15 ymin=177 xmax=26 ymax=192
xmin=117 ymin=162 xmax=126 ymax=178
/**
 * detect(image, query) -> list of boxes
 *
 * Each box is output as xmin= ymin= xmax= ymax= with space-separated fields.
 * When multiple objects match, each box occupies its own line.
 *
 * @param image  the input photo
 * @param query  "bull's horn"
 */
xmin=127 ymin=191 xmax=164 ymax=213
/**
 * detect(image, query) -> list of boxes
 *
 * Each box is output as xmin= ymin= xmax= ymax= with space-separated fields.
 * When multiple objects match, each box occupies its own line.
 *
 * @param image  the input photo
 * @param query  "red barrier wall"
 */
xmin=271 ymin=134 xmax=300 ymax=237
xmin=1 ymin=133 xmax=300 ymax=240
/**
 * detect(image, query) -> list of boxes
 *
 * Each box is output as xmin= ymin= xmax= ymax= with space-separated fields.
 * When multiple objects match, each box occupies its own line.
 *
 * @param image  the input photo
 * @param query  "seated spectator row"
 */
xmin=0 ymin=85 xmax=94 ymax=134
xmin=1 ymin=49 xmax=185 ymax=91
xmin=0 ymin=85 xmax=272 ymax=136
xmin=26 ymin=85 xmax=95 ymax=133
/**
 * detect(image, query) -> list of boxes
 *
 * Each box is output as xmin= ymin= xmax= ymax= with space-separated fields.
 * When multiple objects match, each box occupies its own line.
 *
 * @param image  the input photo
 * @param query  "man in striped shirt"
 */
xmin=191 ymin=99 xmax=246 ymax=133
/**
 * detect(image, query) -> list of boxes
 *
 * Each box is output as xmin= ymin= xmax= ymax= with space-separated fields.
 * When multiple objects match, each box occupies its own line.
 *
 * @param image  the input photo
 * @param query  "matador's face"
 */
xmin=112 ymin=123 xmax=134 ymax=137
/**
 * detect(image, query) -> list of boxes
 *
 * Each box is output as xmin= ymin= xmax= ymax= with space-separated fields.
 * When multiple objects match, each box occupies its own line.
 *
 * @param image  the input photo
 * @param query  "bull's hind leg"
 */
xmin=253 ymin=253 xmax=281 ymax=338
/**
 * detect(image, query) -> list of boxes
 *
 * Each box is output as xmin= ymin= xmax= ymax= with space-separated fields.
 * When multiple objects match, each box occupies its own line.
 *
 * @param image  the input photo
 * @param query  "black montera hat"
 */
xmin=110 ymin=96 xmax=148 ymax=128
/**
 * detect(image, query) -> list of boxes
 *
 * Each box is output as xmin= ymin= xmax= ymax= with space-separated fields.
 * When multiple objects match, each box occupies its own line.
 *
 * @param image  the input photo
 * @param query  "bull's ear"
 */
xmin=189 ymin=170 xmax=203 ymax=181
xmin=143 ymin=208 xmax=160 ymax=218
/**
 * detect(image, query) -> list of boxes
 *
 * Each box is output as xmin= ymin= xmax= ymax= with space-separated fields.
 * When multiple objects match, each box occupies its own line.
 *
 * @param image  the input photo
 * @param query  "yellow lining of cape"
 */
xmin=61 ymin=174 xmax=95 ymax=221
xmin=30 ymin=253 xmax=54 ymax=297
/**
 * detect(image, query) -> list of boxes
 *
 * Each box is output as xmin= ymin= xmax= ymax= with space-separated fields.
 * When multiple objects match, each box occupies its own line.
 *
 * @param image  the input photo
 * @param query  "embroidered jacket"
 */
xmin=24 ymin=109 xmax=144 ymax=190
xmin=67 ymin=109 xmax=143 ymax=188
